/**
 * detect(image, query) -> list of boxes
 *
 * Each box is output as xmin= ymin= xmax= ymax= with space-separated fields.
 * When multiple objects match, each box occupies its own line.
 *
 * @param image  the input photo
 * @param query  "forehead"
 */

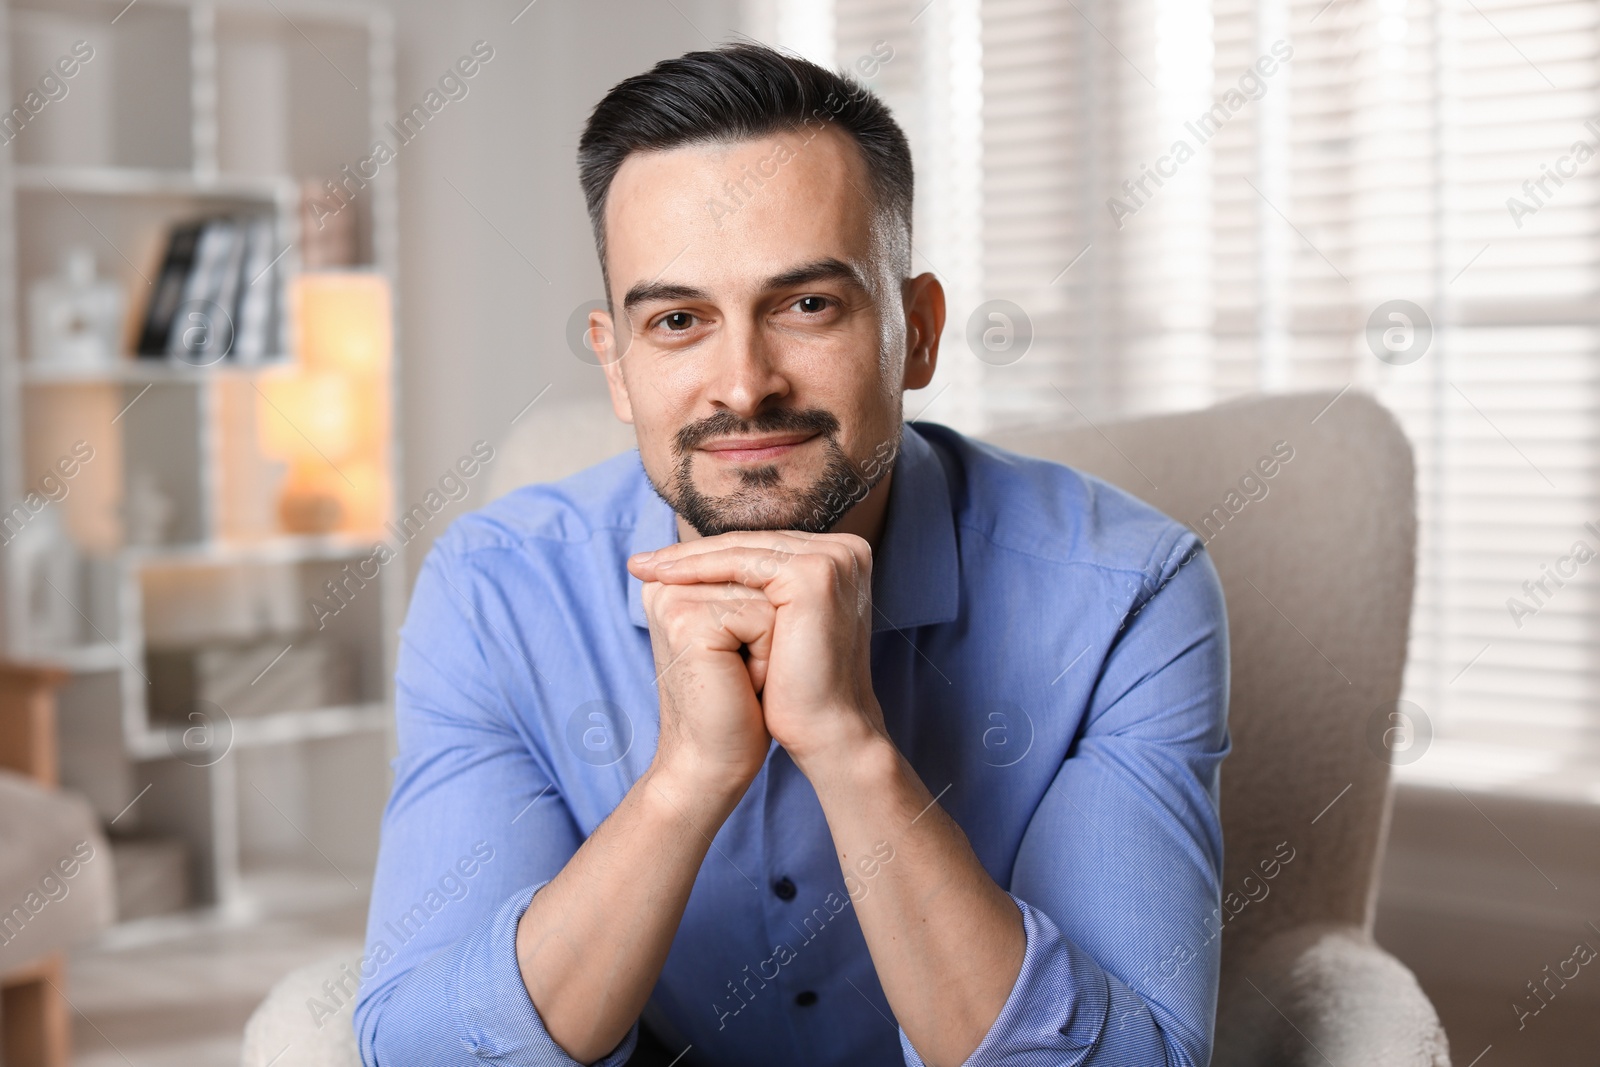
xmin=603 ymin=125 xmax=881 ymax=300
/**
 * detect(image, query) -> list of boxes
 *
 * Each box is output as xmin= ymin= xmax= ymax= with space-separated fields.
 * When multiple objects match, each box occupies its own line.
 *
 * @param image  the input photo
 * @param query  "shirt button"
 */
xmin=795 ymin=990 xmax=818 ymax=1007
xmin=773 ymin=876 xmax=797 ymax=900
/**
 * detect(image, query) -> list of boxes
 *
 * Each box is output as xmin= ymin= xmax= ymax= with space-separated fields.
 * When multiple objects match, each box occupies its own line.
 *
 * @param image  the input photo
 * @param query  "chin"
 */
xmin=653 ymin=431 xmax=881 ymax=538
xmin=685 ymin=489 xmax=837 ymax=537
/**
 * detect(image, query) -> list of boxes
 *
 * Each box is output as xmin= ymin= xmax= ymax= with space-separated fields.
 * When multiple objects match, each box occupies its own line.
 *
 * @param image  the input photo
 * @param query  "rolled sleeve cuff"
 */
xmin=453 ymin=882 xmax=640 ymax=1067
xmin=897 ymin=897 xmax=1109 ymax=1067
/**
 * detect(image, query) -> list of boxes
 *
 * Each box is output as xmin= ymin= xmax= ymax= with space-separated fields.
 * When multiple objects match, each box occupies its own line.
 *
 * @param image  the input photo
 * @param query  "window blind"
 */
xmin=754 ymin=0 xmax=1600 ymax=794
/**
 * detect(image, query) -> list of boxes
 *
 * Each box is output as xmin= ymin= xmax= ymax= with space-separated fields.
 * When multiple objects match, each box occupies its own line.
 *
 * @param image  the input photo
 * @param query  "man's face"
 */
xmin=594 ymin=125 xmax=938 ymax=537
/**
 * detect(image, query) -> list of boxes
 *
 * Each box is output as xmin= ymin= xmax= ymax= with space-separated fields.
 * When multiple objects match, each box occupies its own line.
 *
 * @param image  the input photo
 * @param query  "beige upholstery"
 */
xmin=241 ymin=954 xmax=366 ymax=1067
xmin=242 ymin=390 xmax=1449 ymax=1066
xmin=0 ymin=769 xmax=115 ymax=974
xmin=1 ymin=664 xmax=117 ymax=1067
xmin=0 ymin=770 xmax=115 ymax=1067
xmin=487 ymin=396 xmax=639 ymax=503
xmin=986 ymin=390 xmax=1447 ymax=1066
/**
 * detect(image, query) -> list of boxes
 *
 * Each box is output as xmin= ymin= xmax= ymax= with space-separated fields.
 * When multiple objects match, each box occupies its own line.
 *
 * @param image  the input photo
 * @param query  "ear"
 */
xmin=901 ymin=272 xmax=944 ymax=391
xmin=594 ymin=307 xmax=635 ymax=424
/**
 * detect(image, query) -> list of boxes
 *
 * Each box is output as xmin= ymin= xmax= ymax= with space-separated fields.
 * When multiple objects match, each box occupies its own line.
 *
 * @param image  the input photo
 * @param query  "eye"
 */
xmin=659 ymin=311 xmax=696 ymax=331
xmin=793 ymin=295 xmax=831 ymax=314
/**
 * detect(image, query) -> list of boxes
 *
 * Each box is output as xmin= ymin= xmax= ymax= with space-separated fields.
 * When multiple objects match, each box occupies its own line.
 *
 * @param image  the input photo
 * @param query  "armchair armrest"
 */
xmin=1214 ymin=924 xmax=1451 ymax=1067
xmin=241 ymin=954 xmax=366 ymax=1067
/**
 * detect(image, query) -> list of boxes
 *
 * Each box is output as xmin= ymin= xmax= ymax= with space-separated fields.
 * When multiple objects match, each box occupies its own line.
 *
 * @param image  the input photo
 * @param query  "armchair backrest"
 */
xmin=982 ymin=390 xmax=1418 ymax=960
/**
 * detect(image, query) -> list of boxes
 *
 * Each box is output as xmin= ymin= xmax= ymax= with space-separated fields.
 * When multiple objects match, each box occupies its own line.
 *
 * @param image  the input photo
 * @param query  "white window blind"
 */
xmin=751 ymin=0 xmax=1600 ymax=795
xmin=1387 ymin=0 xmax=1600 ymax=796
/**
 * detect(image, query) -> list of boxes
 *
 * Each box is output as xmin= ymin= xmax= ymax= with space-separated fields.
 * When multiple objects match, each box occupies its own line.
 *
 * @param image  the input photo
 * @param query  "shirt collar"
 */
xmin=626 ymin=421 xmax=959 ymax=634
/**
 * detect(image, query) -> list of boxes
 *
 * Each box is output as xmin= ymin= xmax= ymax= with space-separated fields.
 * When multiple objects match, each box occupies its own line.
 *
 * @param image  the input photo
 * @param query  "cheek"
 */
xmin=640 ymin=358 xmax=708 ymax=415
xmin=642 ymin=423 xmax=708 ymax=493
xmin=642 ymin=442 xmax=686 ymax=488
xmin=620 ymin=369 xmax=687 ymax=443
xmin=875 ymin=309 xmax=902 ymax=371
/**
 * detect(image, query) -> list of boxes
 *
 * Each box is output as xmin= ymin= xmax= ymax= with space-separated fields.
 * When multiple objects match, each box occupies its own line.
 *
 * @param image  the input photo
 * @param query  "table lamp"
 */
xmin=257 ymin=272 xmax=392 ymax=535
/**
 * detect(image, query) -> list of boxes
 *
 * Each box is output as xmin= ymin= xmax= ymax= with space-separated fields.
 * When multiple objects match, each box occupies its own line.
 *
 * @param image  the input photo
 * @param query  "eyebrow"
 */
xmin=765 ymin=257 xmax=869 ymax=293
xmin=622 ymin=281 xmax=708 ymax=312
xmin=621 ymin=257 xmax=870 ymax=313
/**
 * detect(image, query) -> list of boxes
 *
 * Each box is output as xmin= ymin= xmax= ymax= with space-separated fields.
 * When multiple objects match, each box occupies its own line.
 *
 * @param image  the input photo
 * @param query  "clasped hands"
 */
xmin=627 ymin=531 xmax=889 ymax=791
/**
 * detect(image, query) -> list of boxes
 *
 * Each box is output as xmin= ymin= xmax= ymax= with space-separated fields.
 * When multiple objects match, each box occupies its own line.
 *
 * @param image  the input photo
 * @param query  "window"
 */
xmin=755 ymin=0 xmax=1600 ymax=797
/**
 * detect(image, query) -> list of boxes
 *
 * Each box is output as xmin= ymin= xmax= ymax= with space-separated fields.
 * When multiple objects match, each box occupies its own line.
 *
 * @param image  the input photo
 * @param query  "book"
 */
xmin=138 ymin=213 xmax=288 ymax=366
xmin=206 ymin=216 xmax=250 ymax=362
xmin=232 ymin=215 xmax=279 ymax=363
xmin=167 ymin=217 xmax=239 ymax=363
xmin=136 ymin=220 xmax=203 ymax=357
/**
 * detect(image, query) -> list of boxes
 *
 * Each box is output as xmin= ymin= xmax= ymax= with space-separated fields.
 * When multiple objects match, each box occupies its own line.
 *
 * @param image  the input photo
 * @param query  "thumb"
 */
xmin=741 ymin=625 xmax=772 ymax=694
xmin=716 ymin=586 xmax=774 ymax=695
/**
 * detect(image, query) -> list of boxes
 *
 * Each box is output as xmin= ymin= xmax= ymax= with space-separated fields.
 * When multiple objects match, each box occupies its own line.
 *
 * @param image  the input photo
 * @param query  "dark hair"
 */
xmin=577 ymin=41 xmax=913 ymax=294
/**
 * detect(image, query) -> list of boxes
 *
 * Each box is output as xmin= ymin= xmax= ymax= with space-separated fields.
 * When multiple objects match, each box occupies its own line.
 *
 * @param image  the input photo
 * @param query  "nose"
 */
xmin=705 ymin=315 xmax=789 ymax=420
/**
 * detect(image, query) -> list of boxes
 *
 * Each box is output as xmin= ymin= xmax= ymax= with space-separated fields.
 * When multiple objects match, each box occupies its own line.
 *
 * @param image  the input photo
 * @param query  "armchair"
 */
xmin=242 ymin=390 xmax=1450 ymax=1066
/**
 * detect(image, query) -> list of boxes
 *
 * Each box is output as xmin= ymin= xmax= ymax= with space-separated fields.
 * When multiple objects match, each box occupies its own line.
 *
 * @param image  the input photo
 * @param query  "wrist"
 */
xmin=790 ymin=717 xmax=899 ymax=799
xmin=642 ymin=753 xmax=756 ymax=826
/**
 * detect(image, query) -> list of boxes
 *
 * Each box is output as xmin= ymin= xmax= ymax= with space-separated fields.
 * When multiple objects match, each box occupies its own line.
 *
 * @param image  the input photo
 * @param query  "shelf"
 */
xmin=95 ymin=859 xmax=369 ymax=946
xmin=14 ymin=164 xmax=296 ymax=203
xmin=130 ymin=702 xmax=389 ymax=759
xmin=231 ymin=702 xmax=390 ymax=746
xmin=1 ymin=0 xmax=399 ymax=915
xmin=129 ymin=532 xmax=389 ymax=568
xmin=12 ymin=642 xmax=128 ymax=673
xmin=20 ymin=358 xmax=295 ymax=385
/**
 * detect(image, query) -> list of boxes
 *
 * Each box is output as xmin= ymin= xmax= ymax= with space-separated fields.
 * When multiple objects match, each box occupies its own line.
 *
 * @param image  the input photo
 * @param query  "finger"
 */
xmin=628 ymin=537 xmax=794 ymax=579
xmin=645 ymin=580 xmax=759 ymax=656
xmin=708 ymin=587 xmax=775 ymax=643
xmin=632 ymin=540 xmax=868 ymax=589
xmin=628 ymin=530 xmax=866 ymax=572
xmin=702 ymin=582 xmax=772 ymax=626
xmin=742 ymin=632 xmax=770 ymax=694
xmin=633 ymin=546 xmax=797 ymax=591
xmin=707 ymin=589 xmax=774 ymax=693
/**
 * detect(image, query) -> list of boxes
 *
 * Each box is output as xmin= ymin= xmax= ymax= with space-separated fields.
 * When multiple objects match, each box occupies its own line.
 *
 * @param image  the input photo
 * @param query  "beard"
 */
xmin=646 ymin=408 xmax=899 ymax=537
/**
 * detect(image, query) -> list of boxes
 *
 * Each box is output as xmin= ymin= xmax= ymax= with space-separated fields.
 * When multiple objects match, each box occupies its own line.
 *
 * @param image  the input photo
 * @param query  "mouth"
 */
xmin=698 ymin=432 xmax=819 ymax=463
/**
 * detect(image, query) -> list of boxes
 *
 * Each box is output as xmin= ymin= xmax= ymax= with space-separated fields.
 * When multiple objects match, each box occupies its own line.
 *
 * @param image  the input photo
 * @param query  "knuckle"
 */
xmin=795 ymin=554 xmax=833 ymax=581
xmin=656 ymin=593 xmax=694 ymax=635
xmin=837 ymin=532 xmax=871 ymax=560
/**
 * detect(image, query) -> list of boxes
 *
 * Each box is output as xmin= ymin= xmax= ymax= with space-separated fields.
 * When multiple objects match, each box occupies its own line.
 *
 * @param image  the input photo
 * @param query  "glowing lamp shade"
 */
xmin=258 ymin=272 xmax=392 ymax=534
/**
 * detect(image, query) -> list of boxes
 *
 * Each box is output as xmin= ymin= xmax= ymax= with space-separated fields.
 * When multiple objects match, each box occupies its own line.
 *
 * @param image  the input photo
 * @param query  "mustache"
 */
xmin=674 ymin=408 xmax=839 ymax=454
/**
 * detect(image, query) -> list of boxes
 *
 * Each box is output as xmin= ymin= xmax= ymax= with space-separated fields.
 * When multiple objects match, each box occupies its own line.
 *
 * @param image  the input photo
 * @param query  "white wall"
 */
xmin=379 ymin=0 xmax=743 ymax=582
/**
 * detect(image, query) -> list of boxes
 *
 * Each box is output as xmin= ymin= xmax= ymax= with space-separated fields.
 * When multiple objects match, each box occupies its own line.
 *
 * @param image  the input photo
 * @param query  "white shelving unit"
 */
xmin=0 ymin=0 xmax=400 ymax=915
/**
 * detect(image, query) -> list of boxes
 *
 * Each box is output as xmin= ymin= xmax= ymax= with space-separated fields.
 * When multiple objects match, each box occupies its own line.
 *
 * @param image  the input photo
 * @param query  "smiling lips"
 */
xmin=699 ymin=432 xmax=818 ymax=462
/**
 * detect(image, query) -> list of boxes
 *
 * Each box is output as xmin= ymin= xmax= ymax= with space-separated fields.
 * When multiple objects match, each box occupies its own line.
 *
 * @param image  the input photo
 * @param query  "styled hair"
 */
xmin=576 ymin=41 xmax=913 ymax=295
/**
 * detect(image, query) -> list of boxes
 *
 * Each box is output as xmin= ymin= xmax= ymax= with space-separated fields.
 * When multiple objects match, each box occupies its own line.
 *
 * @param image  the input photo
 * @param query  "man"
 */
xmin=355 ymin=42 xmax=1229 ymax=1067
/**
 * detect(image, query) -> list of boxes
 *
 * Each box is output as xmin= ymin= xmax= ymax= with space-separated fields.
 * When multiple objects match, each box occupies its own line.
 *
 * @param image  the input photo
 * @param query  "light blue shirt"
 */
xmin=354 ymin=419 xmax=1230 ymax=1066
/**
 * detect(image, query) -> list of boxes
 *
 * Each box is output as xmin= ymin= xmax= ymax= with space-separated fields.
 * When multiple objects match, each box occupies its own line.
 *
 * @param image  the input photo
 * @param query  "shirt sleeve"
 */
xmin=353 ymin=536 xmax=639 ymax=1067
xmin=899 ymin=531 xmax=1231 ymax=1067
